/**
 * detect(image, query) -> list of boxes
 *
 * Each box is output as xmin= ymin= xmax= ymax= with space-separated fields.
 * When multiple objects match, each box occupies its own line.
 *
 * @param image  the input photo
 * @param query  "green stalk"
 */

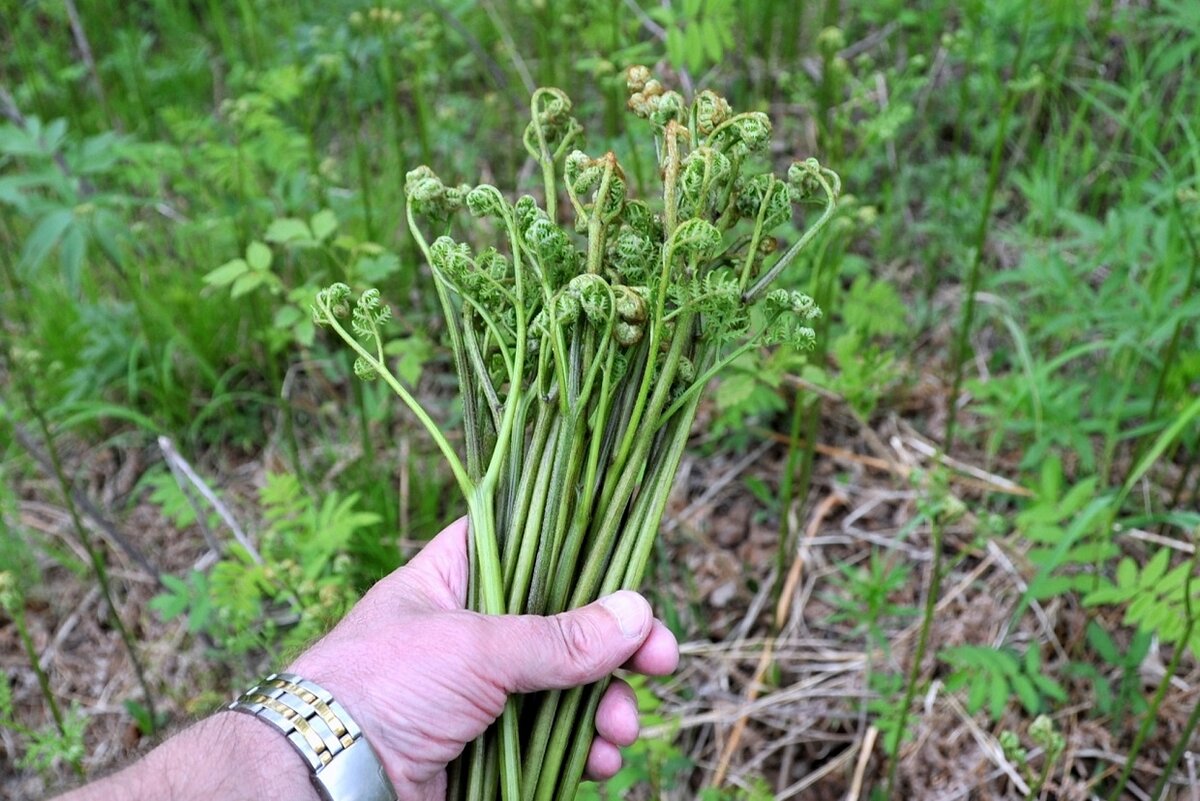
xmin=542 ymin=405 xmax=698 ymax=799
xmin=1 ymin=257 xmax=159 ymax=736
xmin=777 ymin=234 xmax=839 ymax=583
xmin=1151 ymin=688 xmax=1200 ymax=800
xmin=4 ymin=583 xmax=85 ymax=778
xmin=885 ymin=508 xmax=945 ymax=795
xmin=943 ymin=0 xmax=1036 ymax=454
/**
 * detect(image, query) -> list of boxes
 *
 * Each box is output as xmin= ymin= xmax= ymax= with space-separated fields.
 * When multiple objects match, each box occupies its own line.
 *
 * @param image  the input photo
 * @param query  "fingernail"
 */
xmin=599 ymin=591 xmax=648 ymax=638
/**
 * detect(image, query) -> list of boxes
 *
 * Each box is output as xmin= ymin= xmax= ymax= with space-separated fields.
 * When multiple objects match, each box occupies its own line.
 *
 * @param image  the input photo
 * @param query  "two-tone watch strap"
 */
xmin=228 ymin=672 xmax=397 ymax=801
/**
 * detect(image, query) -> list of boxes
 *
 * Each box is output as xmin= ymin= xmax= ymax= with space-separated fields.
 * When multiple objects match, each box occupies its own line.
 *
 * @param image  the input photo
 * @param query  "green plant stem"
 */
xmin=1135 ymin=197 xmax=1199 ymax=475
xmin=9 ymin=595 xmax=85 ymax=778
xmin=943 ymin=0 xmax=1035 ymax=454
xmin=0 ymin=255 xmax=159 ymax=735
xmin=1150 ymin=689 xmax=1200 ymax=800
xmin=776 ymin=234 xmax=838 ymax=585
xmin=1 ymin=383 xmax=160 ymax=738
xmin=885 ymin=510 xmax=945 ymax=796
xmin=320 ymin=309 xmax=472 ymax=495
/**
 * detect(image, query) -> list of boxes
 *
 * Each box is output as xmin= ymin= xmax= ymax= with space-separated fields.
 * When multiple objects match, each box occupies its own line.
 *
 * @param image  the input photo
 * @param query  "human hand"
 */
xmin=287 ymin=517 xmax=679 ymax=800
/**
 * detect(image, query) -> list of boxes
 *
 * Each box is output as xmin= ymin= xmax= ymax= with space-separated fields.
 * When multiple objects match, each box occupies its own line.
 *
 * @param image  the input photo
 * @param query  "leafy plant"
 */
xmin=311 ymin=70 xmax=840 ymax=801
xmin=998 ymin=715 xmax=1066 ymax=799
xmin=939 ymin=644 xmax=1068 ymax=722
xmin=149 ymin=472 xmax=377 ymax=659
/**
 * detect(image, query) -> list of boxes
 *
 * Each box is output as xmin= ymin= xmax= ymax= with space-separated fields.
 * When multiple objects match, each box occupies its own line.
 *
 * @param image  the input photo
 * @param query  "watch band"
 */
xmin=228 ymin=672 xmax=398 ymax=801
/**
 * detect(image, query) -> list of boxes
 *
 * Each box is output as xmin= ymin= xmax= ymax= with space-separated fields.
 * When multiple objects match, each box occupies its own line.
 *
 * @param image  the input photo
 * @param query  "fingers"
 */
xmin=490 ymin=591 xmax=654 ymax=693
xmin=623 ymin=619 xmax=679 ymax=676
xmin=595 ymin=679 xmax=639 ymax=747
xmin=583 ymin=738 xmax=624 ymax=781
xmin=585 ymin=679 xmax=642 ymax=780
xmin=584 ymin=738 xmax=623 ymax=781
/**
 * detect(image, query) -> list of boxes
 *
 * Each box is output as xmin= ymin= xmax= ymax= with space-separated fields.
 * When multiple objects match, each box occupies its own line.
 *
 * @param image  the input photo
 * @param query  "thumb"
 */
xmin=488 ymin=591 xmax=653 ymax=693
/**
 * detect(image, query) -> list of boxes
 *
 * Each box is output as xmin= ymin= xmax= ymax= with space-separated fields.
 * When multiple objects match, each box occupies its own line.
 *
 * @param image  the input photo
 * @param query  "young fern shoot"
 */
xmin=311 ymin=67 xmax=841 ymax=801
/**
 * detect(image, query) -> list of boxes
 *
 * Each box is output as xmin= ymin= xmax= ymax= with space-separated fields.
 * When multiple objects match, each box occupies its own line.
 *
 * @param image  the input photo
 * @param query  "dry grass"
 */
xmin=2 ymin=385 xmax=1198 ymax=800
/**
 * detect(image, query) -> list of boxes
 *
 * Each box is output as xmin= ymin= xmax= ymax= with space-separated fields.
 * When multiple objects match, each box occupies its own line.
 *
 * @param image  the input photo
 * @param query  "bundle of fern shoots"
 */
xmin=311 ymin=67 xmax=839 ymax=801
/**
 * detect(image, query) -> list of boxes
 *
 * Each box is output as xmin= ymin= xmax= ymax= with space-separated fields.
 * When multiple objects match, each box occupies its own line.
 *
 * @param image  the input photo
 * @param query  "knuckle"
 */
xmin=552 ymin=614 xmax=606 ymax=683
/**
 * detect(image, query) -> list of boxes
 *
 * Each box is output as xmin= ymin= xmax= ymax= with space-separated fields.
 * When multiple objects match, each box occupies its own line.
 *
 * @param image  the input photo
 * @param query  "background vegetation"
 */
xmin=1 ymin=0 xmax=1198 ymax=798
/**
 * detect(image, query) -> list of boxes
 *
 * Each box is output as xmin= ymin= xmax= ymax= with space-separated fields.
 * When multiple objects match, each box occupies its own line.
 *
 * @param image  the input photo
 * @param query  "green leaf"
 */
xmin=700 ymin=17 xmax=724 ymax=63
xmin=1116 ymin=557 xmax=1138 ymax=589
xmin=967 ymin=677 xmax=987 ymax=713
xmin=666 ymin=27 xmax=686 ymax=68
xmin=1012 ymin=675 xmax=1039 ymax=714
xmin=265 ymin=217 xmax=313 ymax=244
xmin=988 ymin=675 xmax=1009 ymax=720
xmin=246 ymin=241 xmax=272 ymax=272
xmin=1087 ymin=621 xmax=1119 ymax=664
xmin=1083 ymin=582 xmax=1134 ymax=606
xmin=59 ymin=224 xmax=87 ymax=293
xmin=311 ymin=209 xmax=338 ymax=241
xmin=231 ymin=271 xmax=272 ymax=298
xmin=384 ymin=335 xmax=433 ymax=386
xmin=294 ymin=317 xmax=315 ymax=347
xmin=19 ymin=208 xmax=74 ymax=275
xmin=1024 ymin=646 xmax=1041 ymax=676
xmin=204 ymin=258 xmax=249 ymax=287
xmin=355 ymin=252 xmax=401 ymax=283
xmin=1057 ymin=477 xmax=1098 ymax=518
xmin=1138 ymin=548 xmax=1171 ymax=590
xmin=1034 ymin=674 xmax=1067 ymax=703
xmin=715 ymin=372 xmax=757 ymax=410
xmin=1029 ymin=574 xmax=1076 ymax=599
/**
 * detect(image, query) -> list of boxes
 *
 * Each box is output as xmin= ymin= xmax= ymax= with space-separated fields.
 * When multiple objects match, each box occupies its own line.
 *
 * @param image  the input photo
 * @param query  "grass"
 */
xmin=2 ymin=0 xmax=1199 ymax=798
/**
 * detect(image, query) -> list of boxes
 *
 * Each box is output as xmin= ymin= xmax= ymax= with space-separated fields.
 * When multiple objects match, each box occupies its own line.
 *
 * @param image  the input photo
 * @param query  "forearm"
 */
xmin=54 ymin=711 xmax=319 ymax=801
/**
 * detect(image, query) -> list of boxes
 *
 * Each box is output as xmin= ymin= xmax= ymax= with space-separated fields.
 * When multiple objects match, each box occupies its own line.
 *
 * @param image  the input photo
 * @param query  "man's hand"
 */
xmin=289 ymin=517 xmax=679 ymax=800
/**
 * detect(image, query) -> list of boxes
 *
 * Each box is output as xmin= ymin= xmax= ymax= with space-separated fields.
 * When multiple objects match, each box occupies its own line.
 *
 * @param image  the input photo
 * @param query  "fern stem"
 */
xmin=1150 ymin=688 xmax=1200 ymax=800
xmin=0 ymin=257 xmax=159 ymax=737
xmin=944 ymin=0 xmax=1036 ymax=454
xmin=885 ymin=507 xmax=945 ymax=796
xmin=8 ymin=587 xmax=85 ymax=778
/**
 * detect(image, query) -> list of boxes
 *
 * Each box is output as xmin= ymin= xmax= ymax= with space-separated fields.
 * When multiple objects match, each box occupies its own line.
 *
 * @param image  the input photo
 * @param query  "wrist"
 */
xmin=285 ymin=656 xmax=416 ymax=796
xmin=187 ymin=712 xmax=322 ymax=801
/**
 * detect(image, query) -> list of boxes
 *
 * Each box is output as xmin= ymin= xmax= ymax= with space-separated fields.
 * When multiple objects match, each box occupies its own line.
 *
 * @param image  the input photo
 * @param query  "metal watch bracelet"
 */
xmin=228 ymin=672 xmax=398 ymax=801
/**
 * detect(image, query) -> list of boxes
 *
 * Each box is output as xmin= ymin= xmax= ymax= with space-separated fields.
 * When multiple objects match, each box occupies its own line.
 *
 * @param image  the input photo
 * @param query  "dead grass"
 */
xmin=2 ymin=386 xmax=1198 ymax=800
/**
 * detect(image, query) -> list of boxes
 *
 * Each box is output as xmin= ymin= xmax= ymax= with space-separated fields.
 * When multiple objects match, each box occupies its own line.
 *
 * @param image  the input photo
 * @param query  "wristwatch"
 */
xmin=228 ymin=672 xmax=398 ymax=801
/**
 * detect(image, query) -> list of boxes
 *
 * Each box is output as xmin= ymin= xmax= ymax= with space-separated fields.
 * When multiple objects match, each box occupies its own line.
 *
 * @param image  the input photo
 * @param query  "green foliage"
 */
xmin=1062 ymin=623 xmax=1150 ymax=718
xmin=149 ymin=472 xmax=376 ymax=658
xmin=825 ymin=549 xmax=915 ymax=649
xmin=3 ymin=0 xmax=1200 ymax=794
xmin=939 ymin=645 xmax=1067 ymax=722
xmin=1016 ymin=458 xmax=1114 ymax=599
xmin=0 ymin=640 xmax=87 ymax=778
xmin=1084 ymin=549 xmax=1200 ymax=654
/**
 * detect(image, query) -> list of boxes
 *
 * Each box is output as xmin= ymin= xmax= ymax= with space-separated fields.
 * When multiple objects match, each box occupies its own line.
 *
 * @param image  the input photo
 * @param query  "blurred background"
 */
xmin=1 ymin=0 xmax=1198 ymax=798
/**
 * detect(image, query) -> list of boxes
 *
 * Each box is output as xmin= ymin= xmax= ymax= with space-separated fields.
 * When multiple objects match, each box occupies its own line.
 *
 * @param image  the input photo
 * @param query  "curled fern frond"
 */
xmin=693 ymin=90 xmax=733 ymax=136
xmin=353 ymin=356 xmax=379 ymax=380
xmin=466 ymin=184 xmax=507 ymax=218
xmin=614 ymin=285 xmax=646 ymax=324
xmin=405 ymin=166 xmax=469 ymax=217
xmin=312 ymin=282 xmax=352 ymax=324
xmin=625 ymin=67 xmax=687 ymax=128
xmin=671 ymin=218 xmax=722 ymax=261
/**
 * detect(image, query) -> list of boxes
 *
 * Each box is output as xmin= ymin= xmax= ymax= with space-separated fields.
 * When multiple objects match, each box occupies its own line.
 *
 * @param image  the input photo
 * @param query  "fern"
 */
xmin=1084 ymin=548 xmax=1200 ymax=653
xmin=940 ymin=644 xmax=1067 ymax=722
